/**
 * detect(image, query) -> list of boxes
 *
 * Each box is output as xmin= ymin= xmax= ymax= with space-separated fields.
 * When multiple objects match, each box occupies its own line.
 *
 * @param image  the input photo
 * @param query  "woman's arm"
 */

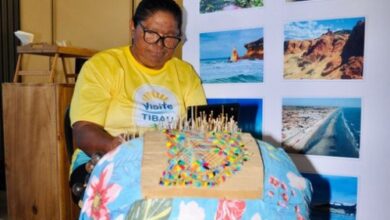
xmin=72 ymin=121 xmax=123 ymax=156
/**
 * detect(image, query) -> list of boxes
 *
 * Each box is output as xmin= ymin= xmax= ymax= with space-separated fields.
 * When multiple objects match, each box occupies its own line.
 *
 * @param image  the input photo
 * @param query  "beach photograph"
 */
xmin=200 ymin=0 xmax=263 ymax=14
xmin=200 ymin=28 xmax=264 ymax=83
xmin=302 ymin=173 xmax=357 ymax=220
xmin=284 ymin=17 xmax=365 ymax=80
xmin=208 ymin=98 xmax=263 ymax=139
xmin=286 ymin=0 xmax=312 ymax=2
xmin=282 ymin=98 xmax=361 ymax=158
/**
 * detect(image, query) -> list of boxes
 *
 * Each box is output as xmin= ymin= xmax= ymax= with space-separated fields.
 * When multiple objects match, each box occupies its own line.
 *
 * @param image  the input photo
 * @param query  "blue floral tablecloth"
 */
xmin=79 ymin=138 xmax=312 ymax=220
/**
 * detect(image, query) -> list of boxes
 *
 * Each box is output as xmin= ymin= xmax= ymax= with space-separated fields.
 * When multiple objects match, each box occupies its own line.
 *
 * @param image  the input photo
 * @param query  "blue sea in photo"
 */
xmin=200 ymin=28 xmax=263 ymax=83
xmin=283 ymin=98 xmax=361 ymax=158
xmin=304 ymin=107 xmax=361 ymax=158
xmin=302 ymin=173 xmax=357 ymax=220
xmin=342 ymin=107 xmax=361 ymax=147
xmin=311 ymin=212 xmax=356 ymax=220
xmin=200 ymin=57 xmax=263 ymax=83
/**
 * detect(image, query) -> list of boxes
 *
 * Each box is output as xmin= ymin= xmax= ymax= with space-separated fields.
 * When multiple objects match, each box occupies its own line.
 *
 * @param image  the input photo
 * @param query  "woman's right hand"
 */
xmin=72 ymin=121 xmax=121 ymax=156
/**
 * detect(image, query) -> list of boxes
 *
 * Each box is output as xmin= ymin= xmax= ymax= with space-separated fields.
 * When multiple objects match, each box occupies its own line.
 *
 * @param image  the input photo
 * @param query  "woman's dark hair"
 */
xmin=133 ymin=0 xmax=183 ymax=35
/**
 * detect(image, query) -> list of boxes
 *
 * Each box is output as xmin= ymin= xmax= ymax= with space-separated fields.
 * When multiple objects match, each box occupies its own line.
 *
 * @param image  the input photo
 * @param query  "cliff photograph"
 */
xmin=284 ymin=17 xmax=365 ymax=80
xmin=200 ymin=28 xmax=264 ymax=83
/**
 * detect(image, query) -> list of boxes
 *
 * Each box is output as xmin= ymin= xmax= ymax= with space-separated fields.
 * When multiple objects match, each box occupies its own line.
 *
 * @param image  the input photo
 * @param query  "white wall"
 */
xmin=183 ymin=0 xmax=390 ymax=219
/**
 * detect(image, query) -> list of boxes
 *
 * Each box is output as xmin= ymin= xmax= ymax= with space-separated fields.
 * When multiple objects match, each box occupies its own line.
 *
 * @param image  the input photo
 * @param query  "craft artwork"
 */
xmin=141 ymin=109 xmax=264 ymax=199
xmin=159 ymin=129 xmax=251 ymax=187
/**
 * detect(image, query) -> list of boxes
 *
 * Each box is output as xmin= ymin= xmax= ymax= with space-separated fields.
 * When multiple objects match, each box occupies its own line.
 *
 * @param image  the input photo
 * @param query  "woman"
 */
xmin=73 ymin=1 xmax=312 ymax=218
xmin=69 ymin=0 xmax=206 ymax=205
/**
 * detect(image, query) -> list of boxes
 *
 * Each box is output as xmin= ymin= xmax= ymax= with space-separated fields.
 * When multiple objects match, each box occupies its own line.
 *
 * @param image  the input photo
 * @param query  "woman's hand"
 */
xmin=72 ymin=121 xmax=122 ymax=156
xmin=110 ymin=135 xmax=124 ymax=150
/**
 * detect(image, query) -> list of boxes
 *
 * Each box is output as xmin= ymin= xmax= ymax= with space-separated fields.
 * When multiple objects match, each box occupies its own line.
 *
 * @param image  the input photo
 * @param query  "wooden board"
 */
xmin=142 ymin=131 xmax=263 ymax=199
xmin=2 ymin=83 xmax=79 ymax=219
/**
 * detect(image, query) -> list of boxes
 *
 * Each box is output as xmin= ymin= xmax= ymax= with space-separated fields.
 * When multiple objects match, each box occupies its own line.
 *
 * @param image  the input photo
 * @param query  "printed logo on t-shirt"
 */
xmin=134 ymin=84 xmax=179 ymax=128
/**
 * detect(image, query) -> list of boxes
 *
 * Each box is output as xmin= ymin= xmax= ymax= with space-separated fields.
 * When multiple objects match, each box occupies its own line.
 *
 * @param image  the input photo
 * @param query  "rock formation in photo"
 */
xmin=242 ymin=37 xmax=264 ymax=60
xmin=284 ymin=20 xmax=365 ymax=79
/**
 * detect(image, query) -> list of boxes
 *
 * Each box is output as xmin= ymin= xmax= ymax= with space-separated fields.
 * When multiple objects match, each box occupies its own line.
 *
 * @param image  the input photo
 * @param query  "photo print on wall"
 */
xmin=284 ymin=17 xmax=365 ymax=80
xmin=200 ymin=0 xmax=264 ymax=14
xmin=207 ymin=98 xmax=263 ymax=139
xmin=282 ymin=98 xmax=361 ymax=158
xmin=286 ymin=0 xmax=312 ymax=2
xmin=200 ymin=28 xmax=264 ymax=83
xmin=302 ymin=173 xmax=357 ymax=220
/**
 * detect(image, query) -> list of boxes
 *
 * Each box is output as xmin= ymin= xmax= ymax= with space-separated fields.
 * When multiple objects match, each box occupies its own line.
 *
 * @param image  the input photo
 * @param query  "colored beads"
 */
xmin=159 ymin=130 xmax=251 ymax=188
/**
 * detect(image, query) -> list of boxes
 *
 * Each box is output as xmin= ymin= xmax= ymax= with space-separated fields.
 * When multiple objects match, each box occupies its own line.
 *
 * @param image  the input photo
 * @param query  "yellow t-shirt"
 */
xmin=70 ymin=46 xmax=206 ymax=136
xmin=69 ymin=46 xmax=206 ymax=171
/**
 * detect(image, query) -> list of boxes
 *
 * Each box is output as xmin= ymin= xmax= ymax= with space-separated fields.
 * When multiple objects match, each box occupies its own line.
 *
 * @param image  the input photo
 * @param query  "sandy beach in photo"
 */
xmin=305 ymin=111 xmax=340 ymax=155
xmin=282 ymin=106 xmax=339 ymax=152
xmin=305 ymin=108 xmax=359 ymax=157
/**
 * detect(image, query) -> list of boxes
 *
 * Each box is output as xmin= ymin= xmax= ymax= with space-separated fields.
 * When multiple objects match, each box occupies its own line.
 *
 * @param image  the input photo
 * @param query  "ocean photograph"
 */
xmin=208 ymin=98 xmax=263 ymax=139
xmin=200 ymin=0 xmax=263 ymax=14
xmin=200 ymin=28 xmax=264 ymax=83
xmin=284 ymin=17 xmax=365 ymax=80
xmin=302 ymin=173 xmax=357 ymax=220
xmin=282 ymin=98 xmax=361 ymax=158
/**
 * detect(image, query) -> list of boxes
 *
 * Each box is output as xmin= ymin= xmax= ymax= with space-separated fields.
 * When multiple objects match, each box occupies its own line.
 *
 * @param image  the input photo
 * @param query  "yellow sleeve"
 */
xmin=182 ymin=64 xmax=207 ymax=107
xmin=70 ymin=54 xmax=118 ymax=126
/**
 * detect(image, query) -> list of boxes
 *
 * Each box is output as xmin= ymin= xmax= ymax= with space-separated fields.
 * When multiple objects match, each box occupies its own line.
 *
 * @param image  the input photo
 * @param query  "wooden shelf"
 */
xmin=16 ymin=43 xmax=97 ymax=58
xmin=13 ymin=43 xmax=98 ymax=83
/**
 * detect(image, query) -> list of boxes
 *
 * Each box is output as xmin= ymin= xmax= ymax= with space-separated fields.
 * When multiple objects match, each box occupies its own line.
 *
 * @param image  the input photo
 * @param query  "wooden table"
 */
xmin=13 ymin=43 xmax=98 ymax=83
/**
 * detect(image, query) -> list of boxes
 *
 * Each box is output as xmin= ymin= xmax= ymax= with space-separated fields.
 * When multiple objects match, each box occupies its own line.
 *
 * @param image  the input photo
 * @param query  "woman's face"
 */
xmin=131 ymin=11 xmax=180 ymax=69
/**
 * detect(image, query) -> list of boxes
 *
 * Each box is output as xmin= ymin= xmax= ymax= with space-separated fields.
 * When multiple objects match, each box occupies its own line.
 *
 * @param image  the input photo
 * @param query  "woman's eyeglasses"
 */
xmin=139 ymin=23 xmax=181 ymax=49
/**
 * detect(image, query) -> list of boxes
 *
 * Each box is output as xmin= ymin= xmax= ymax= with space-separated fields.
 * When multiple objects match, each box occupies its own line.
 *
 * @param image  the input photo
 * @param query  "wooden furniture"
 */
xmin=13 ymin=43 xmax=98 ymax=83
xmin=2 ymin=83 xmax=79 ymax=219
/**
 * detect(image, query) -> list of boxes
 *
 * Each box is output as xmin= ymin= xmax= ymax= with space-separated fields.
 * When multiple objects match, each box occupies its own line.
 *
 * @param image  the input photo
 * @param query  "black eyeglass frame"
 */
xmin=138 ymin=23 xmax=182 ymax=49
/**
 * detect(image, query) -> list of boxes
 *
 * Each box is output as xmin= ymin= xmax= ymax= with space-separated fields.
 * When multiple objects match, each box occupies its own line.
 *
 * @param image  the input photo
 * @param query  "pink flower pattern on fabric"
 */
xmin=216 ymin=199 xmax=246 ymax=220
xmin=81 ymin=163 xmax=122 ymax=220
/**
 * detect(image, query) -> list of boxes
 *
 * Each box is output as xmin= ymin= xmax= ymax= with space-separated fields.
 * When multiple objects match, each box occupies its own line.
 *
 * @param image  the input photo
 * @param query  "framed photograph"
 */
xmin=208 ymin=98 xmax=263 ymax=139
xmin=284 ymin=17 xmax=365 ymax=80
xmin=282 ymin=98 xmax=361 ymax=158
xmin=200 ymin=0 xmax=264 ymax=14
xmin=302 ymin=173 xmax=358 ymax=219
xmin=200 ymin=28 xmax=264 ymax=83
